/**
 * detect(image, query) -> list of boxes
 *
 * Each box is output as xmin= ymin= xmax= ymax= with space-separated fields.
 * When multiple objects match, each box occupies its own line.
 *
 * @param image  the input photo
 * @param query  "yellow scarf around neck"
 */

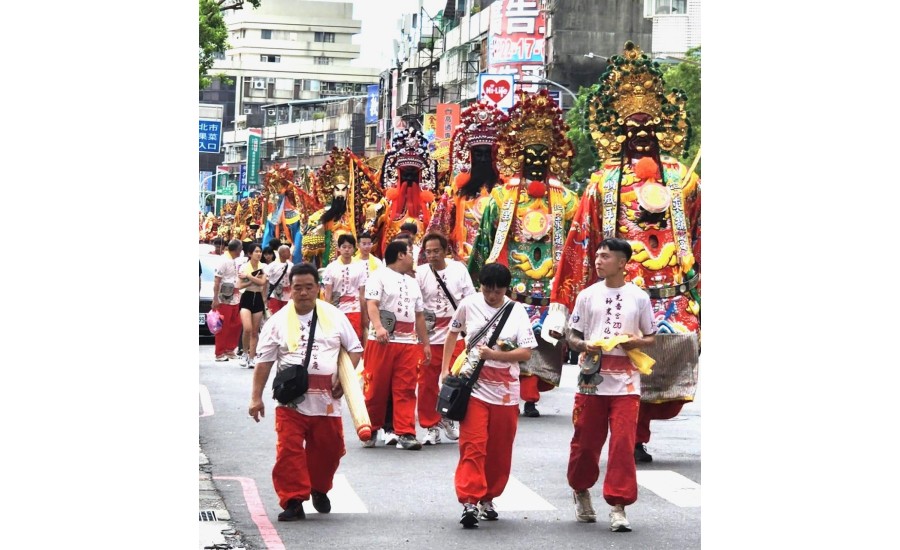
xmin=286 ymin=299 xmax=337 ymax=352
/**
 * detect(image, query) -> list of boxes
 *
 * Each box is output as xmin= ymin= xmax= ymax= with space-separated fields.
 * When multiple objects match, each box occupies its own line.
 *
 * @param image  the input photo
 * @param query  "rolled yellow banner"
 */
xmin=338 ymin=349 xmax=372 ymax=441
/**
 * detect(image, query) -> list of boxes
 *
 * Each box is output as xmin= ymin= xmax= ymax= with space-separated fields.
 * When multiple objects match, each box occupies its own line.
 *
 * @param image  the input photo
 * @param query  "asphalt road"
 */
xmin=199 ymin=342 xmax=701 ymax=549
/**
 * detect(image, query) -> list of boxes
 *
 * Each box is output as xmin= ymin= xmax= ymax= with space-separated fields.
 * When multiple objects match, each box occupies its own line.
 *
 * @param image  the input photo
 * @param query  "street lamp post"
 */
xmin=516 ymin=76 xmax=578 ymax=108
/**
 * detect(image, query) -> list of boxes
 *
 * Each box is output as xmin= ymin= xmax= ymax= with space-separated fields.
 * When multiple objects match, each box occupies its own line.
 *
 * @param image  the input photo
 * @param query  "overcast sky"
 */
xmin=346 ymin=0 xmax=448 ymax=69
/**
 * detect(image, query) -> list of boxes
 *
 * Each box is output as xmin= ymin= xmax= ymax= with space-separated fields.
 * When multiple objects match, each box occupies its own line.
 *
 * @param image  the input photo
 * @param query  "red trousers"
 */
xmin=345 ymin=311 xmax=363 ymax=342
xmin=362 ymin=341 xmax=423 ymax=437
xmin=455 ymin=397 xmax=519 ymax=504
xmin=567 ymin=394 xmax=640 ymax=507
xmin=418 ymin=340 xmax=466 ymax=428
xmin=520 ymin=374 xmax=541 ymax=403
xmin=636 ymin=400 xmax=686 ymax=444
xmin=214 ymin=303 xmax=241 ymax=356
xmin=272 ymin=407 xmax=345 ymax=510
xmin=267 ymin=298 xmax=287 ymax=315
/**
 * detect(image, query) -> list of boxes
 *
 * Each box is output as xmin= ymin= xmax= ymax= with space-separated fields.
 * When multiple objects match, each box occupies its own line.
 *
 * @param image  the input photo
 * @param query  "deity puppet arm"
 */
xmin=465 ymin=198 xmax=500 ymax=283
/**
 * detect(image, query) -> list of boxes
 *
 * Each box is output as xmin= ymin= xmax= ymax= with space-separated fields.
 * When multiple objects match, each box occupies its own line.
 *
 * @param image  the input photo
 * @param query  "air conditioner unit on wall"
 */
xmin=254 ymin=81 xmax=265 ymax=89
xmin=268 ymin=109 xmax=276 ymax=116
xmin=243 ymin=108 xmax=253 ymax=114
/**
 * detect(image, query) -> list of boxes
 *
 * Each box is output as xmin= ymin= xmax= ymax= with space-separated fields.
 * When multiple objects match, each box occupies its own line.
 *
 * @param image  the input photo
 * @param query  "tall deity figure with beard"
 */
xmin=467 ymin=90 xmax=580 ymax=418
xmin=301 ymin=147 xmax=381 ymax=269
xmin=371 ymin=129 xmax=437 ymax=259
xmin=546 ymin=42 xmax=701 ymax=462
xmin=427 ymin=101 xmax=509 ymax=263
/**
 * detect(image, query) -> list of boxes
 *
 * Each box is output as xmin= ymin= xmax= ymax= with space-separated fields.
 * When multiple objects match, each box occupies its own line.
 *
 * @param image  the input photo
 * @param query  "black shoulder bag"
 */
xmin=430 ymin=265 xmax=466 ymax=337
xmin=271 ymin=307 xmax=319 ymax=405
xmin=436 ymin=300 xmax=514 ymax=421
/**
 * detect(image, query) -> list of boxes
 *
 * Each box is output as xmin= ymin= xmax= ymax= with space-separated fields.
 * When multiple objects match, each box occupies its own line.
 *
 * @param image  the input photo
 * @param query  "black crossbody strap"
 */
xmin=430 ymin=265 xmax=458 ymax=309
xmin=466 ymin=299 xmax=508 ymax=352
xmin=302 ymin=307 xmax=319 ymax=371
xmin=466 ymin=301 xmax=515 ymax=388
xmin=268 ymin=264 xmax=289 ymax=299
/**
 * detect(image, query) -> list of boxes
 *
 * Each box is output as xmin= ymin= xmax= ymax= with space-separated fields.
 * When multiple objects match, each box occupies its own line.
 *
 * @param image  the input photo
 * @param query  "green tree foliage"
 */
xmin=565 ymin=84 xmax=600 ymax=196
xmin=662 ymin=46 xmax=701 ymax=173
xmin=199 ymin=0 xmax=262 ymax=89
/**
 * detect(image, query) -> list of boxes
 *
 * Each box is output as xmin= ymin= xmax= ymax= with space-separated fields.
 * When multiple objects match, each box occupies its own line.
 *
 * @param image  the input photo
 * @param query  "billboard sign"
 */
xmin=477 ymin=74 xmax=516 ymax=111
xmin=199 ymin=119 xmax=222 ymax=153
xmin=436 ymin=103 xmax=461 ymax=140
xmin=366 ymin=84 xmax=380 ymax=124
xmin=488 ymin=0 xmax=547 ymax=94
xmin=246 ymin=128 xmax=262 ymax=188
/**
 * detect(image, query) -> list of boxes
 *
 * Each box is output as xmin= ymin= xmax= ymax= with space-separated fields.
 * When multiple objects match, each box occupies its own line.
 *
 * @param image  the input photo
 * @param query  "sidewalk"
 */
xmin=199 ymin=446 xmax=245 ymax=550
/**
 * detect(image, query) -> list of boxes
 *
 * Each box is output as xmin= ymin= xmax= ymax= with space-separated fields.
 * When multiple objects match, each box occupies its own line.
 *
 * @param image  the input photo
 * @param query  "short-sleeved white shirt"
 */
xmin=214 ymin=254 xmax=241 ymax=306
xmin=568 ymin=281 xmax=656 ymax=396
xmin=364 ymin=267 xmax=424 ymax=344
xmin=449 ymin=295 xmax=538 ymax=406
xmin=322 ymin=258 xmax=367 ymax=313
xmin=415 ymin=260 xmax=476 ymax=344
xmin=265 ymin=260 xmax=293 ymax=303
xmin=256 ymin=301 xmax=363 ymax=416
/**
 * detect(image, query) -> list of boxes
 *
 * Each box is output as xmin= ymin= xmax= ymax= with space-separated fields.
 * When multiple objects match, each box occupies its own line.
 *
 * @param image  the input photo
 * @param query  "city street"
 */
xmin=199 ymin=341 xmax=701 ymax=549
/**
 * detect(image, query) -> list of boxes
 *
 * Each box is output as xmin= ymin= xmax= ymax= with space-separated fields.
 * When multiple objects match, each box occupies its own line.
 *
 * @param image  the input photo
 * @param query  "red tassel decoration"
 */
xmin=527 ymin=180 xmax=546 ymax=198
xmin=634 ymin=157 xmax=660 ymax=181
xmin=454 ymin=172 xmax=471 ymax=190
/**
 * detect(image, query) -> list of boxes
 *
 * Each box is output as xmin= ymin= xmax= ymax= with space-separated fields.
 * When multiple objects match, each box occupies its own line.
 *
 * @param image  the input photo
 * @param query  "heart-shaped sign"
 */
xmin=482 ymin=79 xmax=511 ymax=104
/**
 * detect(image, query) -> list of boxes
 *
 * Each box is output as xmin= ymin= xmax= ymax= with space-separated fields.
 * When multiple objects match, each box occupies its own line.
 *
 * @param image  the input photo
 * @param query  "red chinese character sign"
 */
xmin=477 ymin=73 xmax=516 ymax=111
xmin=436 ymin=103 xmax=460 ymax=140
xmin=488 ymin=0 xmax=546 ymax=93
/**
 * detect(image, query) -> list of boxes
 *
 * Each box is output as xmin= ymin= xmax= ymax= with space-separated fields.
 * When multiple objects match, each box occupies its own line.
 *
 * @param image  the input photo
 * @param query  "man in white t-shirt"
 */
xmin=211 ymin=239 xmax=244 ymax=361
xmin=565 ymin=238 xmax=656 ymax=532
xmin=265 ymin=245 xmax=293 ymax=316
xmin=354 ymin=231 xmax=383 ymax=278
xmin=250 ymin=263 xmax=364 ymax=522
xmin=361 ymin=240 xmax=431 ymax=450
xmin=442 ymin=263 xmax=537 ymax=528
xmin=415 ymin=232 xmax=476 ymax=444
xmin=322 ymin=234 xmax=369 ymax=343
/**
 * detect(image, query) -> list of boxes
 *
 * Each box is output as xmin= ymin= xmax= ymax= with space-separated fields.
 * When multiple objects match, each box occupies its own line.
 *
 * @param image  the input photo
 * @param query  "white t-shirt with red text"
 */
xmin=364 ymin=267 xmax=424 ymax=344
xmin=568 ymin=281 xmax=656 ymax=396
xmin=322 ymin=258 xmax=367 ymax=314
xmin=257 ymin=301 xmax=363 ymax=416
xmin=415 ymin=260 xmax=476 ymax=344
xmin=449 ymin=295 xmax=538 ymax=406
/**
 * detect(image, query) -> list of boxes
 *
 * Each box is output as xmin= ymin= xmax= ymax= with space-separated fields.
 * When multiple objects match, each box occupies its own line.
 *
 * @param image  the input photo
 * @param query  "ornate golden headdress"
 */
xmin=587 ymin=41 xmax=691 ymax=160
xmin=450 ymin=100 xmax=509 ymax=176
xmin=314 ymin=148 xmax=352 ymax=206
xmin=380 ymin=129 xmax=438 ymax=191
xmin=314 ymin=147 xmax=381 ymax=232
xmin=495 ymin=89 xmax=573 ymax=180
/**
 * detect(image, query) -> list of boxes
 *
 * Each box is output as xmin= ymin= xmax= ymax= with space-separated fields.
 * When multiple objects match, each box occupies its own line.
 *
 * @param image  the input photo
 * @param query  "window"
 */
xmin=260 ymin=55 xmax=281 ymax=63
xmin=314 ymin=56 xmax=333 ymax=65
xmin=261 ymin=29 xmax=272 ymax=39
xmin=645 ymin=0 xmax=687 ymax=17
xmin=314 ymin=31 xmax=336 ymax=43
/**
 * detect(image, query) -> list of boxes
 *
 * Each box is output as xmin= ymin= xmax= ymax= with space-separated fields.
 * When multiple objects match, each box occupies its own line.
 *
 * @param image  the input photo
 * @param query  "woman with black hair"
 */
xmin=237 ymin=244 xmax=268 ymax=368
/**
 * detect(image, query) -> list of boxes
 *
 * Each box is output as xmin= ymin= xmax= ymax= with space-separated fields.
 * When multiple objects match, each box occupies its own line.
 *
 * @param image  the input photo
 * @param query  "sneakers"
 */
xmin=240 ymin=354 xmax=249 ymax=368
xmin=423 ymin=427 xmax=441 ymax=445
xmin=215 ymin=355 xmax=228 ymax=362
xmin=438 ymin=418 xmax=460 ymax=441
xmin=573 ymin=490 xmax=597 ymax=523
xmin=247 ymin=356 xmax=256 ymax=369
xmin=396 ymin=434 xmax=422 ymax=450
xmin=278 ymin=499 xmax=305 ymax=521
xmin=478 ymin=499 xmax=498 ymax=521
xmin=522 ymin=401 xmax=540 ymax=417
xmin=609 ymin=504 xmax=632 ymax=532
xmin=382 ymin=430 xmax=399 ymax=446
xmin=225 ymin=352 xmax=238 ymax=360
xmin=634 ymin=443 xmax=653 ymax=463
xmin=310 ymin=491 xmax=331 ymax=513
xmin=460 ymin=503 xmax=479 ymax=528
xmin=362 ymin=432 xmax=378 ymax=448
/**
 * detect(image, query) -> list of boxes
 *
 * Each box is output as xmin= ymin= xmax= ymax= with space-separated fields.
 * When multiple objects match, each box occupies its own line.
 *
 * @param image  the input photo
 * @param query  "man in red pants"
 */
xmin=249 ymin=263 xmax=363 ymax=521
xmin=211 ymin=239 xmax=244 ymax=361
xmin=322 ymin=234 xmax=368 ymax=344
xmin=361 ymin=240 xmax=431 ymax=450
xmin=565 ymin=239 xmax=656 ymax=532
xmin=415 ymin=231 xmax=475 ymax=444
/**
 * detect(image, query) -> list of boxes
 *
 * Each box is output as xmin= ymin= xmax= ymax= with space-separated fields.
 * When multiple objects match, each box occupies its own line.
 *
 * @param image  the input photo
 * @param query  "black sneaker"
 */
xmin=278 ymin=499 xmax=305 ymax=521
xmin=396 ymin=434 xmax=423 ymax=450
xmin=478 ymin=499 xmax=499 ymax=521
xmin=522 ymin=401 xmax=540 ymax=417
xmin=311 ymin=491 xmax=331 ymax=513
xmin=460 ymin=503 xmax=479 ymax=528
xmin=635 ymin=443 xmax=653 ymax=463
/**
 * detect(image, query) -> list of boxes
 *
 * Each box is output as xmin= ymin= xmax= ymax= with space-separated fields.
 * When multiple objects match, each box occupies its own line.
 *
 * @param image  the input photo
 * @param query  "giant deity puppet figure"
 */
xmin=545 ymin=42 xmax=701 ymax=462
xmin=427 ymin=100 xmax=509 ymax=263
xmin=467 ymin=89 xmax=580 ymax=417
xmin=369 ymin=129 xmax=438 ymax=258
xmin=301 ymin=147 xmax=382 ymax=269
xmin=261 ymin=163 xmax=320 ymax=264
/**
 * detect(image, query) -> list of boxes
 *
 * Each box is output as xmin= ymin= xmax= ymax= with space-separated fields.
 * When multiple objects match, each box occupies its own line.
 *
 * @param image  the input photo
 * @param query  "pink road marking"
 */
xmin=214 ymin=476 xmax=285 ymax=550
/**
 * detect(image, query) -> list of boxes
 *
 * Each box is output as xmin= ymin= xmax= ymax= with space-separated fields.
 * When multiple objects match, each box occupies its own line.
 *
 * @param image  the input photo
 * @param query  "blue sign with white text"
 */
xmin=199 ymin=119 xmax=222 ymax=153
xmin=366 ymin=85 xmax=380 ymax=124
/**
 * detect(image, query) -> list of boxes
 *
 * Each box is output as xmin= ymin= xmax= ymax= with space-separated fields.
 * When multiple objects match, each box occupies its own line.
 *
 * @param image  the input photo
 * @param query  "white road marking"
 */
xmin=636 ymin=470 xmax=700 ymax=507
xmin=199 ymin=384 xmax=214 ymax=417
xmin=307 ymin=474 xmax=368 ymax=514
xmin=493 ymin=475 xmax=557 ymax=511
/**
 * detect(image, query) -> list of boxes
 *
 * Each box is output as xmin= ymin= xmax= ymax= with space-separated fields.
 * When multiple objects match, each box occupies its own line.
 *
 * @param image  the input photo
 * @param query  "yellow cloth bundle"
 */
xmin=589 ymin=336 xmax=656 ymax=375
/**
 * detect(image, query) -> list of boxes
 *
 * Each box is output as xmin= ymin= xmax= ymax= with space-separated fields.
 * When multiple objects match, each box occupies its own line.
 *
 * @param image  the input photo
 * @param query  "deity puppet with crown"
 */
xmin=467 ymin=90 xmax=580 ymax=413
xmin=426 ymin=100 xmax=509 ymax=264
xmin=301 ymin=147 xmax=382 ymax=268
xmin=261 ymin=162 xmax=320 ymax=263
xmin=370 ymin=129 xmax=438 ymax=256
xmin=545 ymin=42 xmax=701 ymax=457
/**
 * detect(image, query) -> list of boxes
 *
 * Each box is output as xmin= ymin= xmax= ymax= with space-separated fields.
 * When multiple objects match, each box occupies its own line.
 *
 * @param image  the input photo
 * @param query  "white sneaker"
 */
xmin=609 ymin=504 xmax=631 ymax=532
xmin=248 ymin=356 xmax=256 ymax=369
xmin=438 ymin=418 xmax=460 ymax=441
xmin=423 ymin=427 xmax=441 ymax=445
xmin=240 ymin=354 xmax=249 ymax=367
xmin=382 ymin=431 xmax=399 ymax=446
xmin=362 ymin=433 xmax=377 ymax=448
xmin=573 ymin=490 xmax=596 ymax=523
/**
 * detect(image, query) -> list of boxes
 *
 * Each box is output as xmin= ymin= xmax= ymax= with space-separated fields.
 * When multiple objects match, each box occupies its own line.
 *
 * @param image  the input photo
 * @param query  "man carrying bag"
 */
xmin=439 ymin=263 xmax=537 ymax=528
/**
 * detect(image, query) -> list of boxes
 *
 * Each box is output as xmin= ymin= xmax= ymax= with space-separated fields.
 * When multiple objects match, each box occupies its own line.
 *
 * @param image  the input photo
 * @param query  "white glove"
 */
xmin=541 ymin=303 xmax=569 ymax=345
